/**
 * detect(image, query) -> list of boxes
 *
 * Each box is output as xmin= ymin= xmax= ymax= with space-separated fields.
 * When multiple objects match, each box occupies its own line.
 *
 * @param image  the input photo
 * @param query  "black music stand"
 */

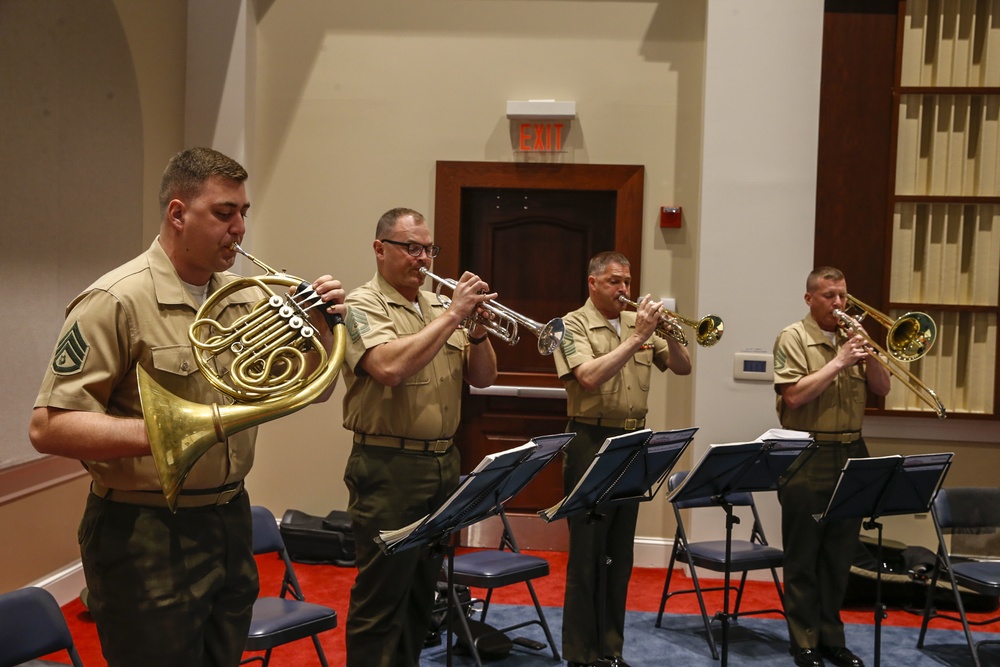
xmin=494 ymin=433 xmax=576 ymax=507
xmin=816 ymin=452 xmax=953 ymax=667
xmin=665 ymin=432 xmax=813 ymax=667
xmin=540 ymin=426 xmax=698 ymax=665
xmin=375 ymin=440 xmax=534 ymax=667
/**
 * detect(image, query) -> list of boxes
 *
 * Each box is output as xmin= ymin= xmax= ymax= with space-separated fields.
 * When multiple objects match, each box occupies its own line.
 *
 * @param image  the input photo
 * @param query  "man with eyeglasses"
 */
xmin=340 ymin=207 xmax=498 ymax=667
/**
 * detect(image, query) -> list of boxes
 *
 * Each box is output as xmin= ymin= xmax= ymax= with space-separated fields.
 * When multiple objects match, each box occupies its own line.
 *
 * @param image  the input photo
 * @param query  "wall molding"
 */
xmin=0 ymin=456 xmax=88 ymax=506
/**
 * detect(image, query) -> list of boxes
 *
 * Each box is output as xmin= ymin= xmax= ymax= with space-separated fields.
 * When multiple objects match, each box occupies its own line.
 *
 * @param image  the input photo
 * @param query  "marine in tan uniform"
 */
xmin=552 ymin=251 xmax=691 ymax=667
xmin=773 ymin=266 xmax=890 ymax=667
xmin=341 ymin=207 xmax=497 ymax=667
xmin=29 ymin=147 xmax=345 ymax=667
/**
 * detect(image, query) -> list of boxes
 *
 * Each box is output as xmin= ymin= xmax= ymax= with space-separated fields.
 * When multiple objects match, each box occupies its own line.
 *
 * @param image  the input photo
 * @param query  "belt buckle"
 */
xmin=431 ymin=439 xmax=450 ymax=453
xmin=624 ymin=418 xmax=638 ymax=431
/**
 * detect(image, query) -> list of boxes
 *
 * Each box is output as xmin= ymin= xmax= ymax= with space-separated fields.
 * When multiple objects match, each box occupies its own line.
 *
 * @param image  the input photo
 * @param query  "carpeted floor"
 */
xmin=31 ymin=548 xmax=1000 ymax=666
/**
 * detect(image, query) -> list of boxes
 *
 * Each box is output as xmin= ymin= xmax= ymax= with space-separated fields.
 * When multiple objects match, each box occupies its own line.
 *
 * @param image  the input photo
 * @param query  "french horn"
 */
xmin=137 ymin=243 xmax=347 ymax=511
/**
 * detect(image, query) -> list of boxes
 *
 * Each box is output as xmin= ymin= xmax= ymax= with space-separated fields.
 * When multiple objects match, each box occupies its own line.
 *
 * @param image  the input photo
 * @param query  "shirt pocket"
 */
xmin=634 ymin=348 xmax=654 ymax=391
xmin=148 ymin=345 xmax=202 ymax=397
xmin=848 ymin=365 xmax=868 ymax=404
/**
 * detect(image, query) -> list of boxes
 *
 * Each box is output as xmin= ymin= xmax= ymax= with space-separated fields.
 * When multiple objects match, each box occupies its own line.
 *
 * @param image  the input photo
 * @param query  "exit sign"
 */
xmin=518 ymin=123 xmax=565 ymax=152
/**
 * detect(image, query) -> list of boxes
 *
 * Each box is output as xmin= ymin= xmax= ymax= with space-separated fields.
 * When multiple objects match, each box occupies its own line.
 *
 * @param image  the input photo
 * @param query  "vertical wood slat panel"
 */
xmin=892 ymin=203 xmax=999 ymax=305
xmin=883 ymin=309 xmax=996 ymax=413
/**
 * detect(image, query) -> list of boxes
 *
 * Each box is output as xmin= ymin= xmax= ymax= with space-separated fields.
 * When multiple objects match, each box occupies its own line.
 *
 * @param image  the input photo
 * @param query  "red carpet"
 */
xmin=41 ymin=549 xmax=1000 ymax=666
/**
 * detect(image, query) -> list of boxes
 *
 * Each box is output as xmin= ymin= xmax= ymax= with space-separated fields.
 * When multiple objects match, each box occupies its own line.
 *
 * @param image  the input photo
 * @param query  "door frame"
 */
xmin=434 ymin=160 xmax=645 ymax=281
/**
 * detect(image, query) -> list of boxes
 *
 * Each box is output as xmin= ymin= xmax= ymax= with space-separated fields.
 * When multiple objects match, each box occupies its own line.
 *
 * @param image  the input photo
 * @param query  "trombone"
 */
xmin=835 ymin=295 xmax=946 ymax=418
xmin=419 ymin=267 xmax=565 ymax=356
xmin=617 ymin=295 xmax=725 ymax=347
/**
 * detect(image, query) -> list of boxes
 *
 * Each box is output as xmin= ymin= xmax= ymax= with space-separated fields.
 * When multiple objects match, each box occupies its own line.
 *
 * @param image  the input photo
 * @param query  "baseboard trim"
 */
xmin=30 ymin=559 xmax=86 ymax=607
xmin=634 ymin=536 xmax=674 ymax=569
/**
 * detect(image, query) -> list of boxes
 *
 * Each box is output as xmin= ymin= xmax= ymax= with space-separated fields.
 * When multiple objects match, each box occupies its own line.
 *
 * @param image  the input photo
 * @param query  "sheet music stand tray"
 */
xmin=664 ymin=435 xmax=813 ymax=667
xmin=541 ymin=427 xmax=698 ymax=664
xmin=816 ymin=453 xmax=953 ymax=667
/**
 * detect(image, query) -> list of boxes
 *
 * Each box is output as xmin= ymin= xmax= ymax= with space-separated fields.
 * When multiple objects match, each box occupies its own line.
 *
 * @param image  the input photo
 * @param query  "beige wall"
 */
xmin=0 ymin=0 xmax=187 ymax=594
xmin=243 ymin=2 xmax=706 ymax=547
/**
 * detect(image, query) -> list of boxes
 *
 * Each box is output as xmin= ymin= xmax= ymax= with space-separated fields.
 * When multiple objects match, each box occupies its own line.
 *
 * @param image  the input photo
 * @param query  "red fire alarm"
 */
xmin=660 ymin=206 xmax=682 ymax=228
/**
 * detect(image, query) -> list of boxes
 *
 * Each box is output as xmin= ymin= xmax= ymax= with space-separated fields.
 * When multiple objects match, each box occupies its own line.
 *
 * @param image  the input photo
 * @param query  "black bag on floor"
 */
xmin=279 ymin=508 xmax=356 ymax=567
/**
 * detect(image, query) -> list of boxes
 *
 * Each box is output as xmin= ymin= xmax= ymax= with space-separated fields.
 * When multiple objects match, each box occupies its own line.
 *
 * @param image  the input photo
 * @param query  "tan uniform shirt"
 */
xmin=773 ymin=314 xmax=867 ymax=433
xmin=341 ymin=272 xmax=469 ymax=440
xmin=553 ymin=298 xmax=670 ymax=420
xmin=34 ymin=238 xmax=260 ymax=491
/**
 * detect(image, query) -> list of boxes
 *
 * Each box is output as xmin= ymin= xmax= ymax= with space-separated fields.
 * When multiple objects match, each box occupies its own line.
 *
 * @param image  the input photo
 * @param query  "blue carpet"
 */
xmin=420 ymin=605 xmax=1000 ymax=666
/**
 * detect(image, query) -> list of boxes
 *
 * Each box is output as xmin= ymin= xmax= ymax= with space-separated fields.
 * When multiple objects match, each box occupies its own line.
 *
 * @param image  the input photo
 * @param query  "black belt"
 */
xmin=353 ymin=433 xmax=453 ymax=454
xmin=91 ymin=481 xmax=244 ymax=509
xmin=809 ymin=430 xmax=862 ymax=444
xmin=571 ymin=417 xmax=645 ymax=431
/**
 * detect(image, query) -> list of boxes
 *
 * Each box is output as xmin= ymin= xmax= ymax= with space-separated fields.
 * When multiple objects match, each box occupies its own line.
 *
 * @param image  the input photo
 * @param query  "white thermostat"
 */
xmin=733 ymin=352 xmax=773 ymax=381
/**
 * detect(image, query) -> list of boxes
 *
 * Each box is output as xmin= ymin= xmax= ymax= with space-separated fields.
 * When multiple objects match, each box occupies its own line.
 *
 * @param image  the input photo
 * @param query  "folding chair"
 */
xmin=0 ymin=586 xmax=85 ymax=667
xmin=242 ymin=506 xmax=338 ymax=667
xmin=655 ymin=470 xmax=785 ymax=659
xmin=440 ymin=507 xmax=560 ymax=667
xmin=917 ymin=487 xmax=1000 ymax=667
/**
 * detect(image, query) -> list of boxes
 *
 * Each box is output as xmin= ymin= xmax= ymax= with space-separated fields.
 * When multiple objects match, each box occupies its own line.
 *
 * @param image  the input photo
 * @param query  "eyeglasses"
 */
xmin=380 ymin=239 xmax=441 ymax=258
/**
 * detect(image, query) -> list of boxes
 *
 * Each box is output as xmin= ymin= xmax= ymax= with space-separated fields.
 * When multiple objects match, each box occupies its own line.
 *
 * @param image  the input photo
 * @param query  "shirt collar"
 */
xmin=148 ymin=237 xmax=256 ymax=309
xmin=803 ymin=313 xmax=837 ymax=348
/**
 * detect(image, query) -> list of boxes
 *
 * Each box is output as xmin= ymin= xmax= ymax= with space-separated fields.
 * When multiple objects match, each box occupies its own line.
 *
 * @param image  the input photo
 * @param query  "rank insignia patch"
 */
xmin=560 ymin=329 xmax=576 ymax=356
xmin=774 ymin=347 xmax=786 ymax=371
xmin=52 ymin=321 xmax=90 ymax=375
xmin=346 ymin=307 xmax=370 ymax=343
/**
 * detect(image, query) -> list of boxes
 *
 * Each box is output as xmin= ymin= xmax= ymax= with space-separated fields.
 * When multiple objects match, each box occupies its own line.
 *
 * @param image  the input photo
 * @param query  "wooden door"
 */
xmin=434 ymin=162 xmax=644 ymax=521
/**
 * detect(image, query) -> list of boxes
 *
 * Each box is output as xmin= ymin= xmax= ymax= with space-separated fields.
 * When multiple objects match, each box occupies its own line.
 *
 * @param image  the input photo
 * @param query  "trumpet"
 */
xmin=617 ymin=295 xmax=724 ymax=347
xmin=835 ymin=294 xmax=946 ymax=418
xmin=138 ymin=243 xmax=347 ymax=511
xmin=419 ymin=267 xmax=565 ymax=356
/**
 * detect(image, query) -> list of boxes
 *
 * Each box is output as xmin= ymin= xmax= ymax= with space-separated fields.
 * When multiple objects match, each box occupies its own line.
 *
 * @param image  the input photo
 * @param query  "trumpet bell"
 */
xmin=696 ymin=315 xmax=724 ymax=347
xmin=887 ymin=312 xmax=936 ymax=362
xmin=536 ymin=318 xmax=565 ymax=355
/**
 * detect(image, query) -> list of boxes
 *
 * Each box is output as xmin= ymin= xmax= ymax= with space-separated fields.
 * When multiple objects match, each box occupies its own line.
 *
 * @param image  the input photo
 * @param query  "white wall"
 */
xmin=690 ymin=1 xmax=825 ymax=545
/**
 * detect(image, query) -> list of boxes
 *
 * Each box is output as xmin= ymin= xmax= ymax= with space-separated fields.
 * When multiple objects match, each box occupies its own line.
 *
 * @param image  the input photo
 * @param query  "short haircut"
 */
xmin=588 ymin=251 xmax=630 ymax=277
xmin=158 ymin=147 xmax=248 ymax=215
xmin=807 ymin=266 xmax=845 ymax=292
xmin=375 ymin=207 xmax=425 ymax=239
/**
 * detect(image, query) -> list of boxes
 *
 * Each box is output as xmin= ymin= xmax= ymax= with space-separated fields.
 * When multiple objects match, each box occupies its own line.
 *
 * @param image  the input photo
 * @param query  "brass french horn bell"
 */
xmin=138 ymin=243 xmax=347 ymax=511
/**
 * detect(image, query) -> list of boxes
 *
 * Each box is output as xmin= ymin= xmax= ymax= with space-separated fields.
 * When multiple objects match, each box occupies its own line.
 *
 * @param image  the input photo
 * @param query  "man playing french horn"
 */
xmin=340 ymin=207 xmax=498 ymax=667
xmin=29 ymin=147 xmax=347 ymax=667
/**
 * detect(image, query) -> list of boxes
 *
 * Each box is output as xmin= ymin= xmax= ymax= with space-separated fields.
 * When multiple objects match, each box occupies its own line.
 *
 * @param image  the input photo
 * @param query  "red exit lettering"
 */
xmin=518 ymin=123 xmax=565 ymax=152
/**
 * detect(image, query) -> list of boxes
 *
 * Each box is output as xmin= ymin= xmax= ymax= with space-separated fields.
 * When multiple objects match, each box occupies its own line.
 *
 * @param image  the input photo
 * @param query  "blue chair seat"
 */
xmin=951 ymin=560 xmax=1000 ymax=594
xmin=448 ymin=550 xmax=550 ymax=588
xmin=247 ymin=598 xmax=338 ymax=648
xmin=686 ymin=540 xmax=785 ymax=572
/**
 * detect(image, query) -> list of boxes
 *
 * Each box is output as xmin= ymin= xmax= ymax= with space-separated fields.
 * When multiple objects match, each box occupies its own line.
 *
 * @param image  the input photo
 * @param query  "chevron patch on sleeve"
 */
xmin=52 ymin=320 xmax=90 ymax=375
xmin=346 ymin=306 xmax=370 ymax=343
xmin=560 ymin=328 xmax=576 ymax=357
xmin=774 ymin=346 xmax=786 ymax=371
